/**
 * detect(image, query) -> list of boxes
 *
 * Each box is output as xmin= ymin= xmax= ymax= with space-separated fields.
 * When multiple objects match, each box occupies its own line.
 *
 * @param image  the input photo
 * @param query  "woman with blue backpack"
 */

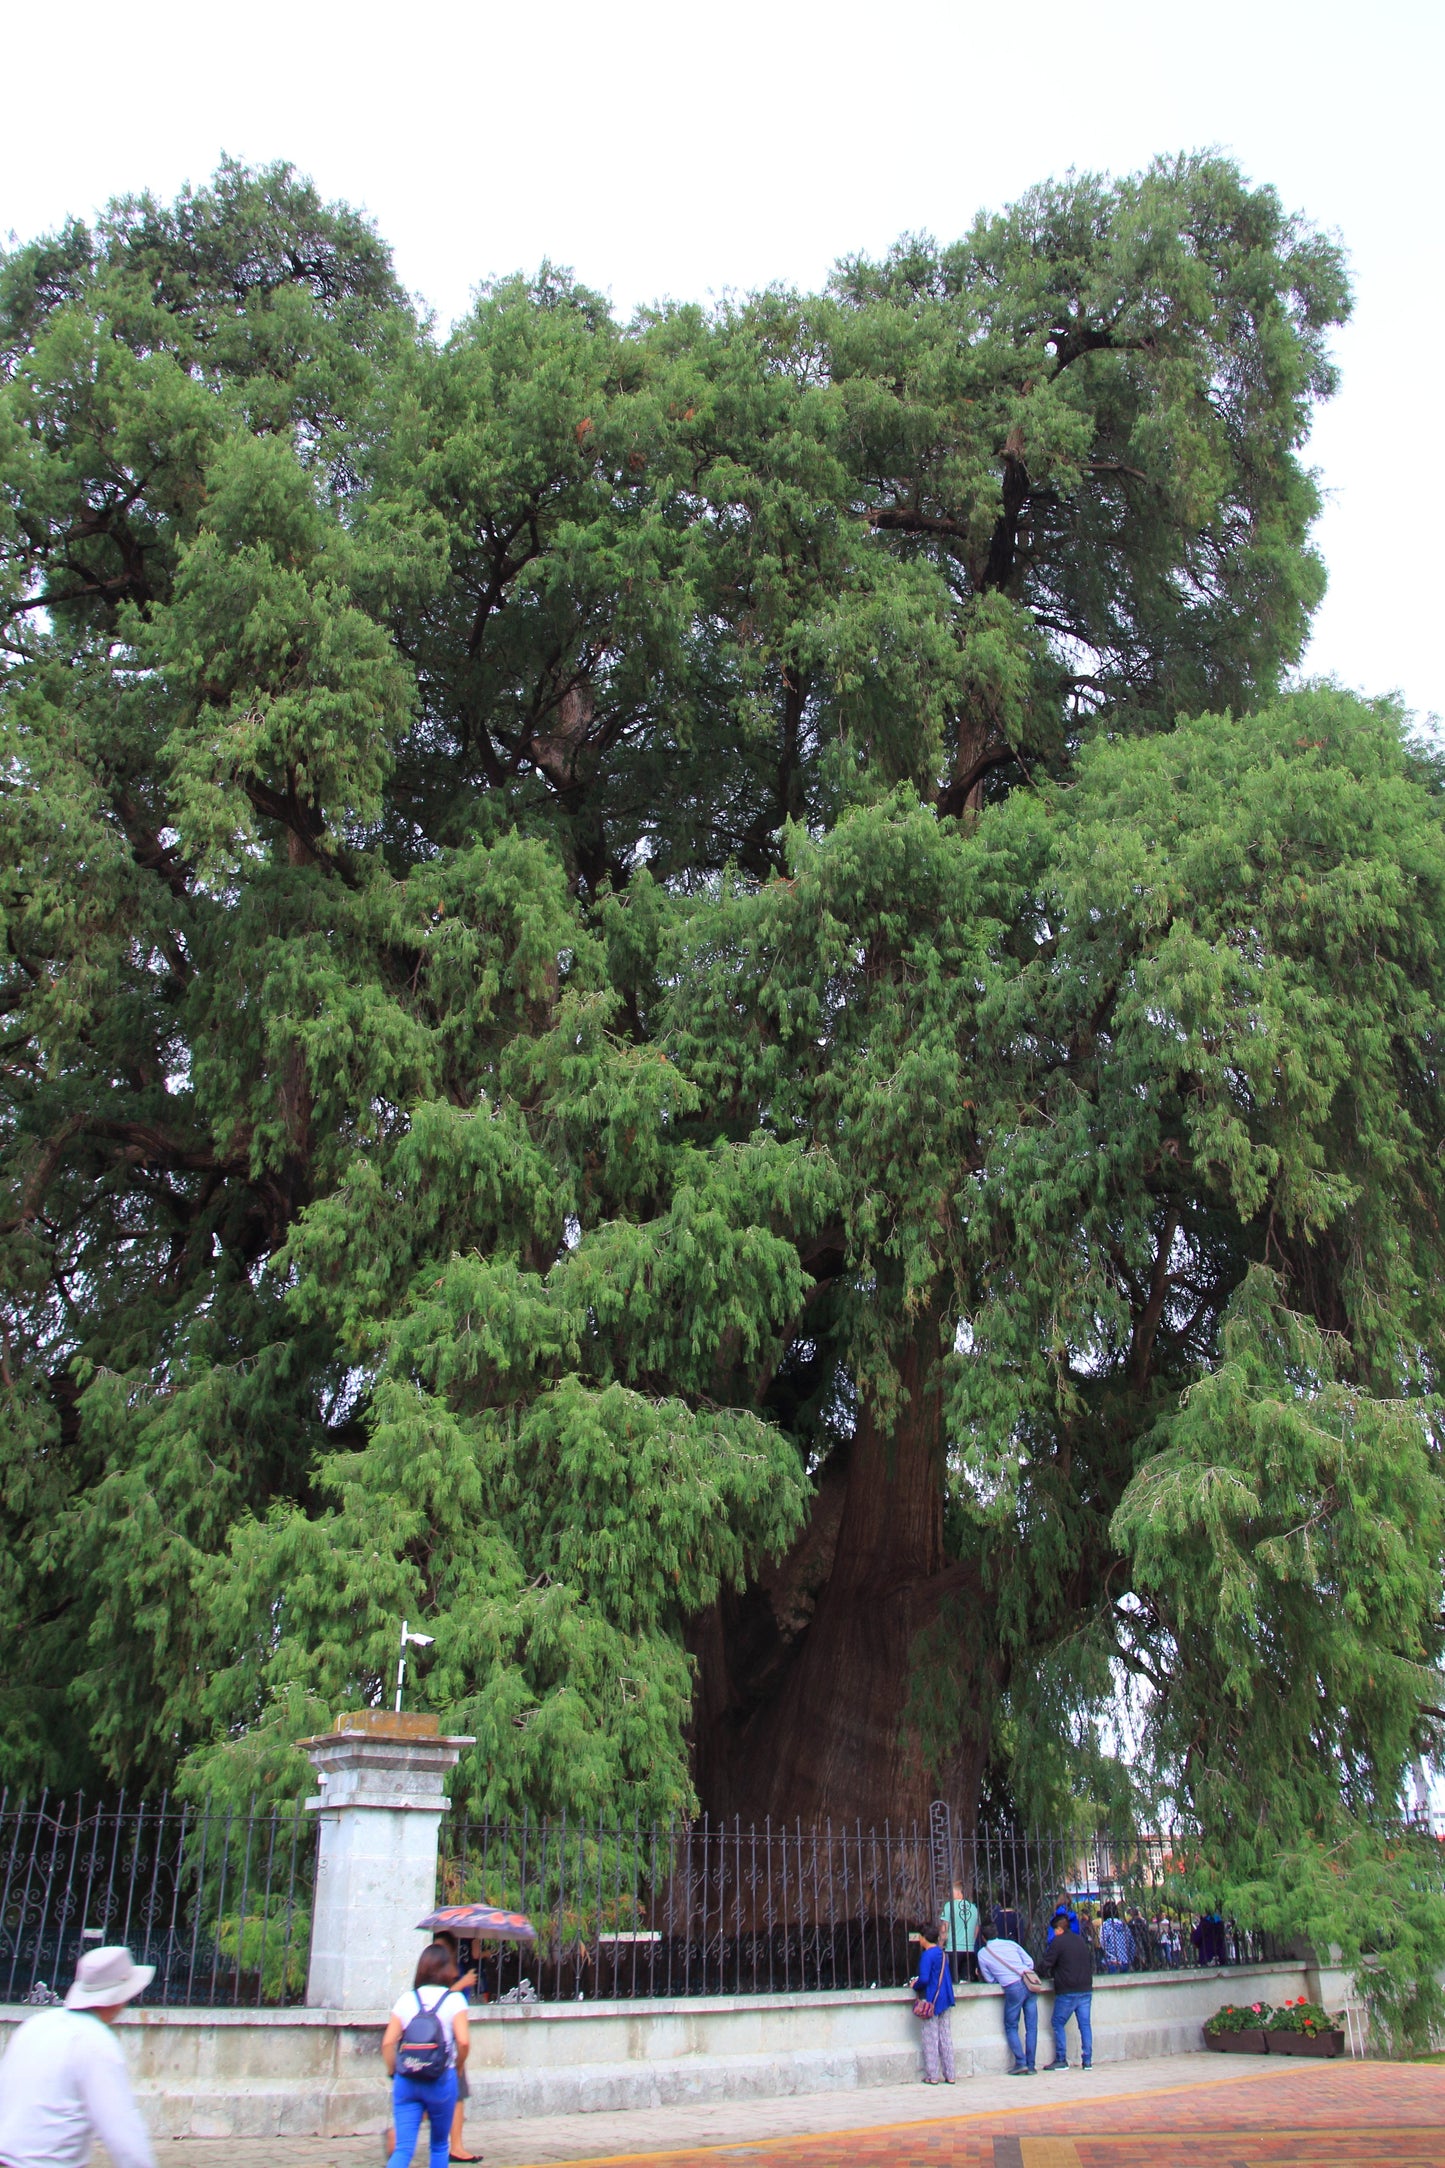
xmin=380 ymin=1943 xmax=471 ymax=2168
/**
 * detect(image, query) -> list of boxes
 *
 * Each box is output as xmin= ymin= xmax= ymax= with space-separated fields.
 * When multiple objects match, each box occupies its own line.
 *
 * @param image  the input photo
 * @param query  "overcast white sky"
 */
xmin=4 ymin=0 xmax=1439 ymax=721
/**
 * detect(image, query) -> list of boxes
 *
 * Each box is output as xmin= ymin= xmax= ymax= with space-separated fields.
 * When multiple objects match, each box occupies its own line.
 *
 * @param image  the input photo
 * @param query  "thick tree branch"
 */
xmin=937 ymin=743 xmax=1027 ymax=820
xmin=864 ymin=507 xmax=969 ymax=543
xmin=2 ymin=1115 xmax=245 ymax=1236
xmin=112 ymin=790 xmax=194 ymax=907
xmin=4 ymin=1115 xmax=88 ymax=1231
xmin=243 ymin=775 xmax=360 ymax=888
xmin=1130 ymin=1206 xmax=1182 ymax=1390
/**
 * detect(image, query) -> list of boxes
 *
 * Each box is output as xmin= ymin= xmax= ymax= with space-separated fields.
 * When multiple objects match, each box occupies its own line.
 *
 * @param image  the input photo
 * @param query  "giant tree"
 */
xmin=7 ymin=152 xmax=1440 ymax=1892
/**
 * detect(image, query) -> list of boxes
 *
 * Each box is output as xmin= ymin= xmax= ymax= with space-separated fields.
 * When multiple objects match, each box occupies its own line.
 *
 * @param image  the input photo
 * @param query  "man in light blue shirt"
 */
xmin=976 ymin=1935 xmax=1038 ymax=2075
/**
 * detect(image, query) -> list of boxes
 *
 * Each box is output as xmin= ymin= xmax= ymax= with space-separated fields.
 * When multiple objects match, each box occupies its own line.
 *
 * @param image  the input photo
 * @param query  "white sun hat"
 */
xmin=64 ymin=1945 xmax=155 ymax=2010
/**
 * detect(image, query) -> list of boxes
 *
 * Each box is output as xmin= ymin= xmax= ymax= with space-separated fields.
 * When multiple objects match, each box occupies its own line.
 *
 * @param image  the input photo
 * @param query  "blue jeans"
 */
xmin=1052 ymin=1990 xmax=1093 ymax=2066
xmin=1001 ymin=1980 xmax=1038 ymax=2069
xmin=387 ymin=2068 xmax=457 ymax=2168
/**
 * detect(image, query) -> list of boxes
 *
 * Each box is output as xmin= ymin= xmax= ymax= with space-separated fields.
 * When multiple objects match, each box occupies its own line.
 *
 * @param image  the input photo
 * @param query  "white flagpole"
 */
xmin=394 ymin=1620 xmax=436 ymax=1713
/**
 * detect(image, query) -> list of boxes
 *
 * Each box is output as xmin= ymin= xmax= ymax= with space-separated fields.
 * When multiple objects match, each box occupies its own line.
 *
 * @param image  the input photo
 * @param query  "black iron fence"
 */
xmin=2 ymin=1790 xmax=1299 ymax=2009
xmin=437 ymin=1811 xmax=1286 ymax=2003
xmin=0 ymin=1793 xmax=315 ymax=2007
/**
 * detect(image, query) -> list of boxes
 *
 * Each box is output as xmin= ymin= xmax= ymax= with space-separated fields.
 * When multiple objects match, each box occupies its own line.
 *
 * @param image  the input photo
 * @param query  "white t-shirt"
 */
xmin=0 ymin=2006 xmax=156 ymax=2168
xmin=389 ymin=1985 xmax=468 ymax=2069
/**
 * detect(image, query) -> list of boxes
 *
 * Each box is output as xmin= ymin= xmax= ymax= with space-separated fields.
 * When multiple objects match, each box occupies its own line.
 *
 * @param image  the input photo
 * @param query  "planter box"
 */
xmin=1204 ymin=2030 xmax=1270 ymax=2053
xmin=1265 ymin=2029 xmax=1344 ymax=2057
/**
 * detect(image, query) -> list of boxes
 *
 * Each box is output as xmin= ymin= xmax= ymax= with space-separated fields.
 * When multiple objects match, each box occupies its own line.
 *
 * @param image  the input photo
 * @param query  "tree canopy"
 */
xmin=4 ymin=154 xmax=1442 ymax=2007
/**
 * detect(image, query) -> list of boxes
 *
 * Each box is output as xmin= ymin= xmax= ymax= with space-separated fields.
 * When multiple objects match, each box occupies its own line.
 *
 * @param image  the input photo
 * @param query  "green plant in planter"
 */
xmin=1205 ymin=2001 xmax=1276 ymax=2035
xmin=1268 ymin=1998 xmax=1333 ymax=2034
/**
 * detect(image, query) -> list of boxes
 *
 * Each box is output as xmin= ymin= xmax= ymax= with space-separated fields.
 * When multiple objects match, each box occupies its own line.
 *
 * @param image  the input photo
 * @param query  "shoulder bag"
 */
xmin=912 ymin=1952 xmax=941 ymax=2019
xmin=995 ymin=1949 xmax=1046 ymax=1995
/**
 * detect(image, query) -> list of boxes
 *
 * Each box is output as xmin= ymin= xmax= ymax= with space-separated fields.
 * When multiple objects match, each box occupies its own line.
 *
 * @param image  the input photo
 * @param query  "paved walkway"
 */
xmin=100 ymin=2053 xmax=1445 ymax=2167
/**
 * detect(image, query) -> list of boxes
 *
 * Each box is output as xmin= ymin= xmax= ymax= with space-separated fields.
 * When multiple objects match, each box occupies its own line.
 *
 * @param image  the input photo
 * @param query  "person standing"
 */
xmin=1126 ymin=1908 xmax=1152 ymax=1972
xmin=940 ymin=1881 xmax=980 ymax=1985
xmin=433 ymin=1931 xmax=481 ymax=2164
xmin=380 ymin=1943 xmax=470 ymax=2168
xmin=1038 ymin=1911 xmax=1094 ymax=2070
xmin=383 ymin=1931 xmax=480 ymax=2167
xmin=976 ymin=1932 xmax=1039 ymax=2075
xmin=1191 ymin=1912 xmax=1227 ymax=1966
xmin=910 ymin=1925 xmax=956 ymax=2085
xmin=1100 ymin=1903 xmax=1132 ymax=1973
xmin=0 ymin=1944 xmax=157 ymax=2168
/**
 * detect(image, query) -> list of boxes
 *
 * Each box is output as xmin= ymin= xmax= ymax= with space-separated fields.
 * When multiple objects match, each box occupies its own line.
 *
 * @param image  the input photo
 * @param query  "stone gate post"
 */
xmin=302 ymin=1711 xmax=475 ymax=2010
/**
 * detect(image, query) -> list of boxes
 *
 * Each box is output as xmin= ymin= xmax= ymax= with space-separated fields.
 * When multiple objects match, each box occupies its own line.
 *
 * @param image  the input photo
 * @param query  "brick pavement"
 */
xmin=575 ymin=2062 xmax=1443 ymax=2167
xmin=98 ymin=2055 xmax=1445 ymax=2168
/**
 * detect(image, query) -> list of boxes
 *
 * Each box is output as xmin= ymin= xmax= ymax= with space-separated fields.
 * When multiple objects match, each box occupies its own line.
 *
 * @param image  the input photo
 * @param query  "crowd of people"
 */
xmin=913 ymin=1894 xmax=1094 ymax=2080
xmin=910 ymin=1881 xmax=1234 ymax=2080
xmin=937 ymin=1886 xmax=1228 ymax=1981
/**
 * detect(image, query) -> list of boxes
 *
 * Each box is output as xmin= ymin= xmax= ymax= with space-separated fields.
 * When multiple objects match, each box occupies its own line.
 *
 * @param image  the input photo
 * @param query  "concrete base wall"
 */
xmin=0 ymin=1962 xmax=1325 ymax=2139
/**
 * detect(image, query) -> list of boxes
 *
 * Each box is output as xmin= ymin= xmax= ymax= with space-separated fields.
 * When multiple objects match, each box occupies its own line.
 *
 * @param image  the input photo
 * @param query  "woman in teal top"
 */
xmin=941 ymin=1882 xmax=980 ymax=1982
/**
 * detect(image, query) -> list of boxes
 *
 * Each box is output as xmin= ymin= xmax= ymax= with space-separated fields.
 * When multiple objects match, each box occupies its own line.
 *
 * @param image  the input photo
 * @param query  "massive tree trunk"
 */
xmin=692 ymin=1300 xmax=989 ymax=1831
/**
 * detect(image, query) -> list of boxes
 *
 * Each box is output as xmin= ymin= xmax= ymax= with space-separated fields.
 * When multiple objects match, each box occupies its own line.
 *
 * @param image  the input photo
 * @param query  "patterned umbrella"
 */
xmin=417 ymin=1903 xmax=537 ymax=1941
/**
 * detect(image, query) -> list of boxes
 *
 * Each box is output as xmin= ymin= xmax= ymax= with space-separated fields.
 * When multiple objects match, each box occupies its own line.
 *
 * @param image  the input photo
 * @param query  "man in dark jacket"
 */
xmin=1192 ymin=1913 xmax=1227 ymax=1966
xmin=1038 ymin=1911 xmax=1094 ymax=2070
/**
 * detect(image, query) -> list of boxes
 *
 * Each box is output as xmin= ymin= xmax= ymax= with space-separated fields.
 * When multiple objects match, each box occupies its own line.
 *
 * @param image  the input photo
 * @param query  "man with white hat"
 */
xmin=0 ymin=1945 xmax=157 ymax=2168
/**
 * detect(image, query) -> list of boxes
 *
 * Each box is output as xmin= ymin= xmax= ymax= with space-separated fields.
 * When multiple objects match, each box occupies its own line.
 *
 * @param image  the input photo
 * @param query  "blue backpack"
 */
xmin=396 ymin=1988 xmax=450 ymax=2081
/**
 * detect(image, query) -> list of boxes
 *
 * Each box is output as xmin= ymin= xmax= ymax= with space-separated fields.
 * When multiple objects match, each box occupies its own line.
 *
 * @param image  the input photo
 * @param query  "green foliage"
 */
xmin=1204 ymin=2000 xmax=1276 ymax=2035
xmin=436 ymin=1827 xmax=650 ymax=1959
xmin=1112 ymin=1269 xmax=1445 ymax=2038
xmin=1200 ymin=1825 xmax=1445 ymax=2055
xmin=202 ymin=1371 xmax=809 ymax=1820
xmin=1267 ymin=1998 xmax=1334 ymax=2034
xmin=213 ymin=1902 xmax=312 ymax=2003
xmin=1114 ymin=1270 xmax=1443 ymax=1829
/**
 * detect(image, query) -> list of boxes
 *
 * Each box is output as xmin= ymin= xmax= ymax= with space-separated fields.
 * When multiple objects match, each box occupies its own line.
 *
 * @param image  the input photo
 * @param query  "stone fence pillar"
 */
xmin=302 ymin=1711 xmax=475 ymax=2011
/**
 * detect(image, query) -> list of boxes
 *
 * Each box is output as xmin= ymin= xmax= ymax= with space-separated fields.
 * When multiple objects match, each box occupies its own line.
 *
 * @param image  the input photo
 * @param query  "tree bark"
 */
xmin=692 ymin=1300 xmax=964 ymax=1830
